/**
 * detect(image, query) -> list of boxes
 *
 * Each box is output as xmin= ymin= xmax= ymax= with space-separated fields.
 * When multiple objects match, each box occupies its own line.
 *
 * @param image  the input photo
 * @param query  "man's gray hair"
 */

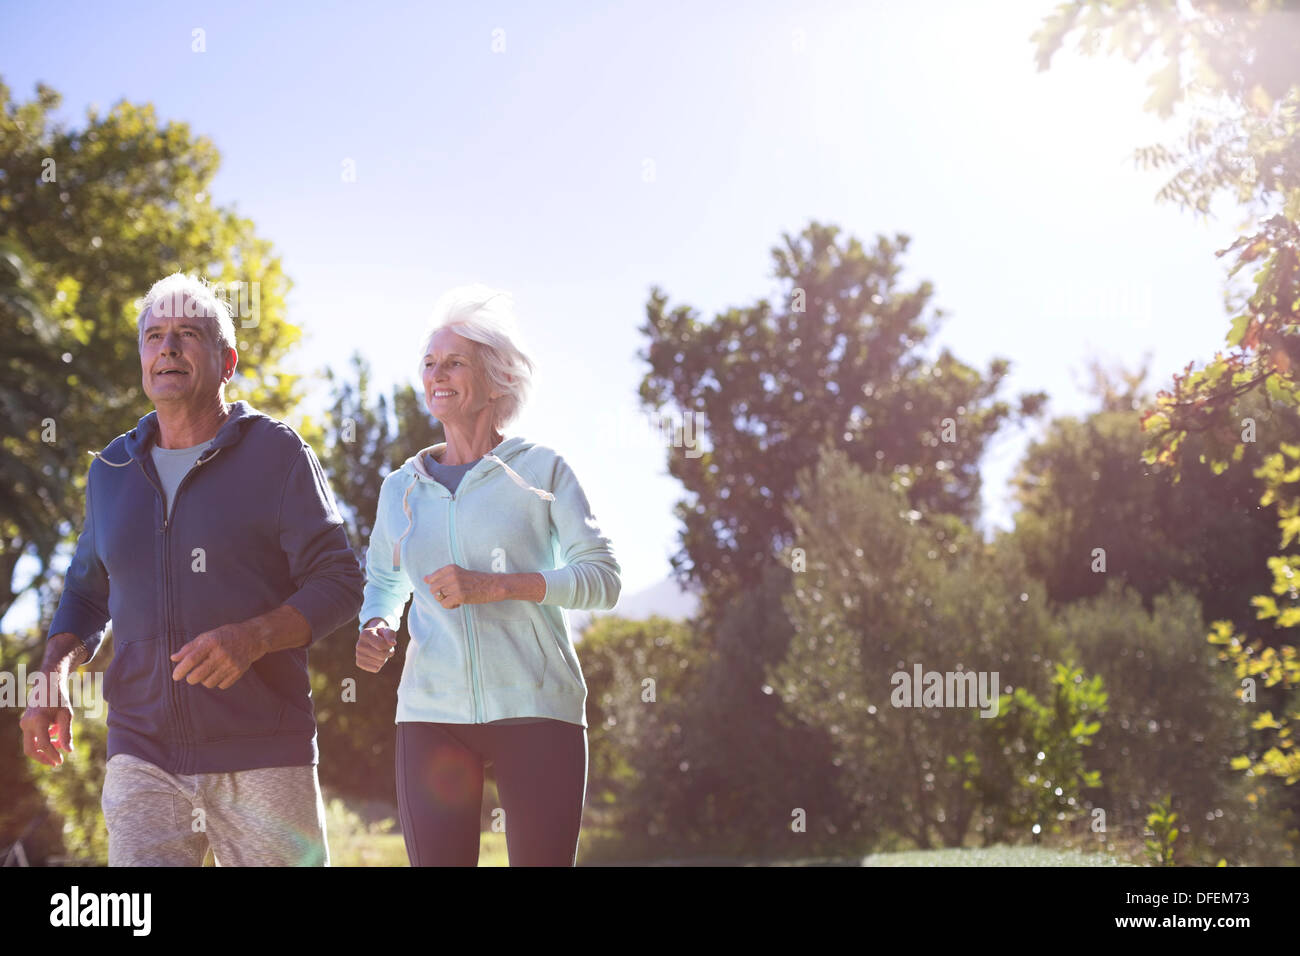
xmin=136 ymin=273 xmax=237 ymax=354
xmin=418 ymin=285 xmax=537 ymax=431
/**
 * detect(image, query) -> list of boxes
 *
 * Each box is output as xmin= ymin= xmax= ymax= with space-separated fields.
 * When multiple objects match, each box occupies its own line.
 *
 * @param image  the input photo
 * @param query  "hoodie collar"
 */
xmin=124 ymin=400 xmax=263 ymax=460
xmin=405 ymin=435 xmax=518 ymax=482
xmin=399 ymin=435 xmax=555 ymax=501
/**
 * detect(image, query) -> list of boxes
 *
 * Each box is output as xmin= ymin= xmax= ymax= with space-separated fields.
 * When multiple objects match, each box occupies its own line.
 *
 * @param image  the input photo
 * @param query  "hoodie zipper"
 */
xmin=442 ymin=460 xmax=493 ymax=725
xmin=444 ymin=492 xmax=485 ymax=723
xmin=133 ymin=459 xmax=184 ymax=763
xmin=135 ymin=445 xmax=220 ymax=772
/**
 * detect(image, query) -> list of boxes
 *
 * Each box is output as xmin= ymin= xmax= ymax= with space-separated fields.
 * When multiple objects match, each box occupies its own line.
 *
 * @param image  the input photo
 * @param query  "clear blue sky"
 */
xmin=1 ymin=0 xmax=1244 ymax=629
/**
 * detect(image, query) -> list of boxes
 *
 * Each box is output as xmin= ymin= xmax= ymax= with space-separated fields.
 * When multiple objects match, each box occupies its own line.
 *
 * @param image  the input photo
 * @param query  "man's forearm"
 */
xmin=243 ymin=604 xmax=313 ymax=657
xmin=42 ymin=633 xmax=89 ymax=673
xmin=492 ymin=572 xmax=547 ymax=604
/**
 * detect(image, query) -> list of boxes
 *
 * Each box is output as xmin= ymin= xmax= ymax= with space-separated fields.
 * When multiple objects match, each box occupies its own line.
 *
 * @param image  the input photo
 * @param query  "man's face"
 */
xmin=139 ymin=295 xmax=236 ymax=409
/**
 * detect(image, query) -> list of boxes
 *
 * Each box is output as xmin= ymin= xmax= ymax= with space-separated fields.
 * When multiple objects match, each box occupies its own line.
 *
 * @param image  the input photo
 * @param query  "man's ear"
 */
xmin=221 ymin=347 xmax=239 ymax=382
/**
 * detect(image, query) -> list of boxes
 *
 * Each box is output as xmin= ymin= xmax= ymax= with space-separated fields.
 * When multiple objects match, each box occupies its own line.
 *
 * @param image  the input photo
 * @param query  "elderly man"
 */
xmin=19 ymin=274 xmax=364 ymax=866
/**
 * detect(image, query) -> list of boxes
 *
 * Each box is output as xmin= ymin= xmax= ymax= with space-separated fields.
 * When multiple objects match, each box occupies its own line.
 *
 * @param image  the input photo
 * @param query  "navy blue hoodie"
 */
xmin=47 ymin=401 xmax=365 ymax=774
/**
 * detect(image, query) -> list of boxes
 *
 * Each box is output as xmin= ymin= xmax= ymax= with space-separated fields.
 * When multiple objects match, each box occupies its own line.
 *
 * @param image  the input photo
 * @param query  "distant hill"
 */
xmin=567 ymin=575 xmax=700 ymax=639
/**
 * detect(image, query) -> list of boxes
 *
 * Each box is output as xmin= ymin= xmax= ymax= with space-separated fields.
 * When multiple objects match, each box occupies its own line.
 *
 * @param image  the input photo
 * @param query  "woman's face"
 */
xmin=422 ymin=327 xmax=496 ymax=425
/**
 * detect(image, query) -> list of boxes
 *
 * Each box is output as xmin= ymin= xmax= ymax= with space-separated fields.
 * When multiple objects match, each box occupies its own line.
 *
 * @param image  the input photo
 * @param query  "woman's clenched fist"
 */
xmin=356 ymin=618 xmax=398 ymax=673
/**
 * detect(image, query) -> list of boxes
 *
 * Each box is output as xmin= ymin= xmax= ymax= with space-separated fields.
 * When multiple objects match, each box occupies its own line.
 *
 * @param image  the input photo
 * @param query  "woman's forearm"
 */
xmin=492 ymin=572 xmax=547 ymax=604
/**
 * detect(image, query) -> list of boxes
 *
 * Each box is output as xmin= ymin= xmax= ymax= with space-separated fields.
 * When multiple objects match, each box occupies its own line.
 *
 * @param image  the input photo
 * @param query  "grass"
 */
xmin=322 ymin=794 xmax=1139 ymax=867
xmin=324 ymin=795 xmax=512 ymax=866
xmin=327 ymin=837 xmax=1137 ymax=867
xmin=327 ymin=829 xmax=513 ymax=866
xmin=590 ymin=846 xmax=1134 ymax=867
xmin=862 ymin=845 xmax=1136 ymax=866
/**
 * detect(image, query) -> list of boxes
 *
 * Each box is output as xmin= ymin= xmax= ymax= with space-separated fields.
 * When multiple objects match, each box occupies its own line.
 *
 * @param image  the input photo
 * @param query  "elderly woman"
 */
xmin=355 ymin=286 xmax=621 ymax=867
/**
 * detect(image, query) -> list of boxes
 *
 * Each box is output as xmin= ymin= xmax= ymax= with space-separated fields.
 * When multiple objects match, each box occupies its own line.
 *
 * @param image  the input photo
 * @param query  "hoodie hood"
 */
xmin=88 ymin=401 xmax=267 ymax=470
xmin=388 ymin=434 xmax=555 ymax=572
xmin=399 ymin=435 xmax=555 ymax=500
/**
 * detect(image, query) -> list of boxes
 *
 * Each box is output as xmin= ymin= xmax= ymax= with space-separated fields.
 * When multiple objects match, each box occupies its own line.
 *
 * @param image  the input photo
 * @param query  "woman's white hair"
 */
xmin=418 ymin=284 xmax=536 ymax=431
xmin=135 ymin=273 xmax=237 ymax=354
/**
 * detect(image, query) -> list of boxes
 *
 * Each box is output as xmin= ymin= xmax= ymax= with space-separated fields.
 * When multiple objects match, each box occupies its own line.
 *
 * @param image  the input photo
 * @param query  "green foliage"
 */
xmin=0 ymin=78 xmax=302 ymax=622
xmin=312 ymin=351 xmax=438 ymax=803
xmin=1210 ymin=615 xmax=1300 ymax=784
xmin=0 ymin=631 xmax=59 ymax=863
xmin=627 ymin=221 xmax=1046 ymax=859
xmin=636 ymin=220 xmax=1047 ymax=616
xmin=1057 ymin=579 xmax=1275 ymax=863
xmin=1035 ymin=0 xmax=1300 ymax=812
xmin=1036 ymin=1 xmax=1300 ymax=470
xmin=1145 ymin=794 xmax=1178 ymax=866
xmin=318 ymin=352 xmax=434 ymax=553
xmin=979 ymin=660 xmax=1107 ymax=840
xmin=585 ymin=572 xmax=860 ymax=861
xmin=1034 ymin=2 xmax=1298 ymax=180
xmin=321 ymin=795 xmax=401 ymax=867
xmin=577 ymin=615 xmax=700 ymax=815
xmin=1011 ymin=376 xmax=1300 ymax=642
xmin=0 ymin=239 xmax=107 ymax=622
xmin=772 ymin=444 xmax=1064 ymax=849
xmin=0 ymin=628 xmax=109 ymax=864
xmin=31 ymin=711 xmax=109 ymax=864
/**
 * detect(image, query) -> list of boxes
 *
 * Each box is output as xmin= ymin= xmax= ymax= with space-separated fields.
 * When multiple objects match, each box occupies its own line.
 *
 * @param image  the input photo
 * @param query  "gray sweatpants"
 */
xmin=102 ymin=752 xmax=329 ymax=866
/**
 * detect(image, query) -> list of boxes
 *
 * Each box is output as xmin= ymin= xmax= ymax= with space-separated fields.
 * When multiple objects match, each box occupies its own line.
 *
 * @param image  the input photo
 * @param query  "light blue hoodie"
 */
xmin=359 ymin=435 xmax=621 ymax=727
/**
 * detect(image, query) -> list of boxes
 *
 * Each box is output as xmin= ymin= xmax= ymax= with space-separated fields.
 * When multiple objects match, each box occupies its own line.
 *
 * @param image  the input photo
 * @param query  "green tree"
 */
xmin=0 ymin=238 xmax=102 ymax=625
xmin=575 ymin=614 xmax=706 ymax=858
xmin=1053 ymin=579 xmax=1272 ymax=862
xmin=1034 ymin=1 xmax=1300 ymax=792
xmin=1011 ymin=361 xmax=1300 ymax=639
xmin=609 ymin=559 xmax=859 ymax=860
xmin=637 ymin=220 xmax=1048 ymax=619
xmin=0 ymin=242 xmax=111 ymax=862
xmin=631 ymin=222 xmax=1046 ymax=856
xmin=0 ymin=78 xmax=300 ymax=622
xmin=0 ymin=626 xmax=110 ymax=865
xmin=312 ymin=352 xmax=438 ymax=802
xmin=978 ymin=659 xmax=1107 ymax=846
xmin=772 ymin=443 xmax=1064 ymax=849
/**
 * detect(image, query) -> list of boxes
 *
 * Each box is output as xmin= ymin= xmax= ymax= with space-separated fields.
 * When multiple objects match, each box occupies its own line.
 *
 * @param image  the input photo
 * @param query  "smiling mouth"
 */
xmin=432 ymin=390 xmax=457 ymax=398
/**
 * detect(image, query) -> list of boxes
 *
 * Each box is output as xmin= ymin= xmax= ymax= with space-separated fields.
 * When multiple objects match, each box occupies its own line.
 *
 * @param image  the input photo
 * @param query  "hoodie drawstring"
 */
xmin=88 ymin=450 xmax=134 ymax=467
xmin=393 ymin=476 xmax=418 ymax=572
xmin=89 ymin=445 xmax=223 ymax=469
xmin=483 ymin=453 xmax=556 ymax=502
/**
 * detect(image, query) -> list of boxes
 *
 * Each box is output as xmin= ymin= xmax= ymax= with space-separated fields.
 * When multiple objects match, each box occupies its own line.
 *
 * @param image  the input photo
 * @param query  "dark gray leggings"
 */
xmin=395 ymin=720 xmax=587 ymax=866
